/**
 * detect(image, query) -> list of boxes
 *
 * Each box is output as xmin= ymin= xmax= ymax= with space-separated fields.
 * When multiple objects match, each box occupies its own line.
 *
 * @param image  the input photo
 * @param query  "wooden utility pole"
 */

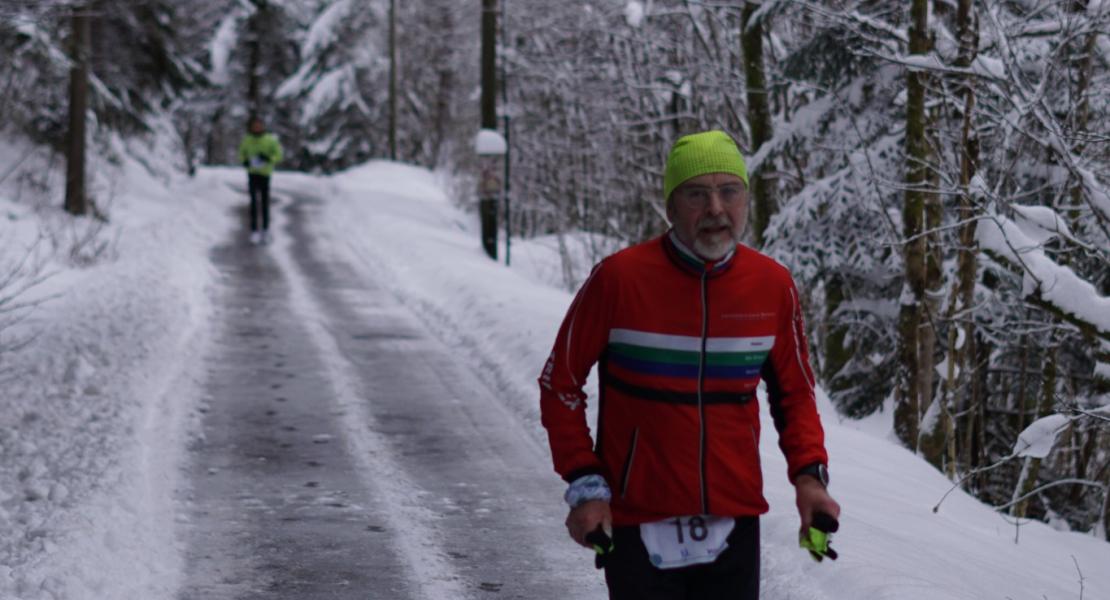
xmin=500 ymin=2 xmax=511 ymax=266
xmin=388 ymin=0 xmax=397 ymax=160
xmin=478 ymin=0 xmax=499 ymax=260
xmin=65 ymin=4 xmax=91 ymax=216
xmin=480 ymin=0 xmax=497 ymax=131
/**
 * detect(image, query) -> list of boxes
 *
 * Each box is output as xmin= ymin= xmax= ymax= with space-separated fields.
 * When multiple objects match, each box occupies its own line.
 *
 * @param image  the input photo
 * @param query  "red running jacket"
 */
xmin=539 ymin=232 xmax=828 ymax=526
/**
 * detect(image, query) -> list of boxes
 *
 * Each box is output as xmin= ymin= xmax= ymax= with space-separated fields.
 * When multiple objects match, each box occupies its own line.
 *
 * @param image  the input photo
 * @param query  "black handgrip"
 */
xmin=812 ymin=512 xmax=839 ymax=534
xmin=585 ymin=527 xmax=614 ymax=570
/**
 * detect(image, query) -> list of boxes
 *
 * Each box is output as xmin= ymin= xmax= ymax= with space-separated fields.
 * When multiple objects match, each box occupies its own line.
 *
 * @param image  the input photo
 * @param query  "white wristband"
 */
xmin=564 ymin=474 xmax=612 ymax=508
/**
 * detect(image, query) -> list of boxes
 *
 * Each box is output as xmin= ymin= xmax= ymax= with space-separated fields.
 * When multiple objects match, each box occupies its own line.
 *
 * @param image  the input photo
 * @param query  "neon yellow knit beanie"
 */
xmin=663 ymin=130 xmax=749 ymax=202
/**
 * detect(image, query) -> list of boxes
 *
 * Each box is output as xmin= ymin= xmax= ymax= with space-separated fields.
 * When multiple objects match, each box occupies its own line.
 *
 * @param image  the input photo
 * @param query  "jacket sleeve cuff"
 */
xmin=564 ymin=474 xmax=612 ymax=508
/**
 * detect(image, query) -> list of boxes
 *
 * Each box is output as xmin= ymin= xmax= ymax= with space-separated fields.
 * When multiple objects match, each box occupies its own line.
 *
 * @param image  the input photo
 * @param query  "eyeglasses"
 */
xmin=673 ymin=184 xmax=746 ymax=209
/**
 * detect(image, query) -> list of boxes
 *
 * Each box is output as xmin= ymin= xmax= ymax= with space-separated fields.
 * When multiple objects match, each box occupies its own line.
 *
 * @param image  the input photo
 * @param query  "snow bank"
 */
xmin=0 ymin=136 xmax=223 ymax=600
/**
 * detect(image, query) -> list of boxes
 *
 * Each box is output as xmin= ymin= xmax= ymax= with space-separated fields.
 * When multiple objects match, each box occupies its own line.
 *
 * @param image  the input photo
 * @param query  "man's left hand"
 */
xmin=795 ymin=474 xmax=840 ymax=532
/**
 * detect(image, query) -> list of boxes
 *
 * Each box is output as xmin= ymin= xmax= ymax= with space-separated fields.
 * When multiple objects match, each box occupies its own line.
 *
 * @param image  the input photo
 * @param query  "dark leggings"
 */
xmin=248 ymin=173 xmax=271 ymax=232
xmin=604 ymin=517 xmax=760 ymax=600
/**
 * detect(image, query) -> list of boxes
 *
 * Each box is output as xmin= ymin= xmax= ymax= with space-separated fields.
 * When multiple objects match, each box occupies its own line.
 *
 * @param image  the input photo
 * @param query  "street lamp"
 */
xmin=475 ymin=128 xmax=507 ymax=260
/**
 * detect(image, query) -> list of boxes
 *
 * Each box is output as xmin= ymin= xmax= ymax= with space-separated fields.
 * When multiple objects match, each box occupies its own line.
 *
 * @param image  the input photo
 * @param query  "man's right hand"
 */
xmin=565 ymin=499 xmax=612 ymax=547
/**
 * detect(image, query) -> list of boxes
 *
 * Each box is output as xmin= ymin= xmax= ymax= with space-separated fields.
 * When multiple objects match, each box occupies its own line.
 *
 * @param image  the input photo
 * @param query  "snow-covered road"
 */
xmin=5 ymin=159 xmax=1108 ymax=600
xmin=176 ymin=189 xmax=604 ymax=599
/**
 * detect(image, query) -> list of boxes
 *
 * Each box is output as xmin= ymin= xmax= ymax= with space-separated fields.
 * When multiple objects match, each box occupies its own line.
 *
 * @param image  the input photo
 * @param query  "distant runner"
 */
xmin=539 ymin=130 xmax=841 ymax=599
xmin=238 ymin=116 xmax=283 ymax=245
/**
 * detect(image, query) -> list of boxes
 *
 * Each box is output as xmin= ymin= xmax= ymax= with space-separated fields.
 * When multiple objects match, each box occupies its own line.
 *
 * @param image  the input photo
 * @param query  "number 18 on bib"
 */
xmin=640 ymin=515 xmax=734 ymax=569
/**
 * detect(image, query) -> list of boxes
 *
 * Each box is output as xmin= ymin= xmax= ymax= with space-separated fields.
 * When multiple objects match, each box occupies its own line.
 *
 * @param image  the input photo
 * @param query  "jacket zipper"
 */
xmin=619 ymin=427 xmax=640 ymax=499
xmin=698 ymin=270 xmax=709 ymax=514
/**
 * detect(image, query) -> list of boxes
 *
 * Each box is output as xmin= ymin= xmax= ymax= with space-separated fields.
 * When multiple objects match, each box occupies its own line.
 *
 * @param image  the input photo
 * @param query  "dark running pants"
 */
xmin=248 ymin=173 xmax=271 ymax=232
xmin=604 ymin=516 xmax=760 ymax=600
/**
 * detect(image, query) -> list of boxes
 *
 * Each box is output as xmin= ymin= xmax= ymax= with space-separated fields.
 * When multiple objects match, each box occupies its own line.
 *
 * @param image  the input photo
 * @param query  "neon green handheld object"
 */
xmin=800 ymin=513 xmax=839 ymax=562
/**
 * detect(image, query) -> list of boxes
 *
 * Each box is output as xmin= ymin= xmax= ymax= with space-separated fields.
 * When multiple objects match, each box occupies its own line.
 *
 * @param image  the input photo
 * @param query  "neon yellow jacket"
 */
xmin=238 ymin=133 xmax=283 ymax=176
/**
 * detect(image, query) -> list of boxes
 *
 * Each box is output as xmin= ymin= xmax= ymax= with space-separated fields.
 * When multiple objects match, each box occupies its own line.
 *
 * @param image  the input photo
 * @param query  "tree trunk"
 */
xmin=936 ymin=321 xmax=959 ymax=477
xmin=1069 ymin=426 xmax=1096 ymax=508
xmin=917 ymin=172 xmax=943 ymax=461
xmin=1068 ymin=0 xmax=1095 ymax=226
xmin=246 ymin=1 xmax=266 ymax=115
xmin=741 ymin=1 xmax=777 ymax=247
xmin=1011 ymin=343 xmax=1058 ymax=519
xmin=969 ymin=332 xmax=990 ymax=490
xmin=388 ymin=0 xmax=397 ymax=160
xmin=894 ymin=0 xmax=931 ymax=449
xmin=822 ymin=275 xmax=852 ymax=394
xmin=65 ymin=4 xmax=91 ymax=216
xmin=1103 ymin=472 xmax=1110 ymax=542
xmin=938 ymin=0 xmax=980 ymax=479
xmin=430 ymin=8 xmax=455 ymax=167
xmin=205 ymin=106 xmax=225 ymax=165
xmin=1016 ymin=334 xmax=1029 ymax=435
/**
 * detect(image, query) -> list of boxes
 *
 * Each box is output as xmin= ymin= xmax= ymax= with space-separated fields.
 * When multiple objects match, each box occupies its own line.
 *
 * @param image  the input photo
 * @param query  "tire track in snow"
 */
xmin=267 ymin=197 xmax=469 ymax=600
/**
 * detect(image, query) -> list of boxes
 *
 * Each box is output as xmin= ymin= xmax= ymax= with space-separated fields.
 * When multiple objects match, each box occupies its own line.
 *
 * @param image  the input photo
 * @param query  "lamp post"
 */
xmin=475 ymin=129 xmax=507 ymax=260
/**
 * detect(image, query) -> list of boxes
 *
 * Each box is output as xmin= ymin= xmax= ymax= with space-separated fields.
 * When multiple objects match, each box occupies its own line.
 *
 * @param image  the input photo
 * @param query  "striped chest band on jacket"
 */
xmin=606 ymin=328 xmax=774 ymax=397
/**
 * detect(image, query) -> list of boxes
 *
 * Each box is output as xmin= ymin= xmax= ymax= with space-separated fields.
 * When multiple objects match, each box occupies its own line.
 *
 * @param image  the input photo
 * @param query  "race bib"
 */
xmin=640 ymin=515 xmax=734 ymax=569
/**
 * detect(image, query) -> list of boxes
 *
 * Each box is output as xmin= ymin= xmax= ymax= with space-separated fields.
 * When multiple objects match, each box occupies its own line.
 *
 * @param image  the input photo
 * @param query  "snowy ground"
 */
xmin=1 ymin=150 xmax=1108 ymax=599
xmin=0 ymin=137 xmax=221 ymax=599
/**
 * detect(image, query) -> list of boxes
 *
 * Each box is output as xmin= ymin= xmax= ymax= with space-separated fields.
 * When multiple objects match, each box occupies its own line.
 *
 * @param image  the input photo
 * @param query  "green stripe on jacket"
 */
xmin=609 ymin=342 xmax=769 ymax=366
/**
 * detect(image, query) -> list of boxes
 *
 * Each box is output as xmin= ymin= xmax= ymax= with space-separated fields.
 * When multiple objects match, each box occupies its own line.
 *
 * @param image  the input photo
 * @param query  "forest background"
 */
xmin=1 ymin=0 xmax=1108 ymax=542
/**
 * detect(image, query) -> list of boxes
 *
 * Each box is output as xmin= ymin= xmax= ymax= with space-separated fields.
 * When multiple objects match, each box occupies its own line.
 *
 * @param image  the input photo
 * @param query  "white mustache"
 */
xmin=697 ymin=217 xmax=731 ymax=232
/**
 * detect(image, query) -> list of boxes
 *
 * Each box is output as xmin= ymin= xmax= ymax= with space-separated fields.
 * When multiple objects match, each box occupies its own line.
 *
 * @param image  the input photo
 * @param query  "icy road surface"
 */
xmin=176 ymin=191 xmax=605 ymax=599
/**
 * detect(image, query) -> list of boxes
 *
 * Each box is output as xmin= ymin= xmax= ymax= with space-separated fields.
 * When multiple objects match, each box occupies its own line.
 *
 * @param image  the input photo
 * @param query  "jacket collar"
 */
xmin=663 ymin=229 xmax=736 ymax=278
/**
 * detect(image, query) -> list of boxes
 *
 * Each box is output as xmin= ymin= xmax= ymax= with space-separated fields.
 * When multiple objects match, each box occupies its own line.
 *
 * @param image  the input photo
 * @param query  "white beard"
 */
xmin=693 ymin=217 xmax=740 ymax=260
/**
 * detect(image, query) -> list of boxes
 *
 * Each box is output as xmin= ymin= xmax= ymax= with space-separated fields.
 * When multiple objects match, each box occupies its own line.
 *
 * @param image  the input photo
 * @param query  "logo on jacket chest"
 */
xmin=719 ymin=311 xmax=775 ymax=322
